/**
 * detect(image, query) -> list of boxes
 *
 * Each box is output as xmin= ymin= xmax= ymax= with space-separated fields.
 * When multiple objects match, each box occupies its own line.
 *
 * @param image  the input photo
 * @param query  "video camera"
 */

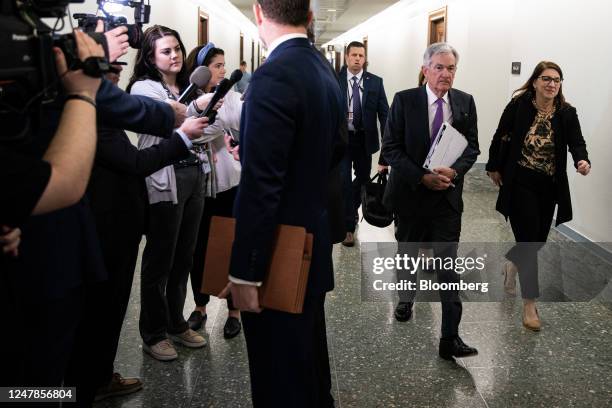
xmin=0 ymin=1 xmax=117 ymax=142
xmin=74 ymin=0 xmax=150 ymax=49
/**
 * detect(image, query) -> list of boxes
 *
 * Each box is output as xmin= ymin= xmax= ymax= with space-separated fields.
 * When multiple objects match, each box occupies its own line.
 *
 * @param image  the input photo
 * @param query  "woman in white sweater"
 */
xmin=126 ymin=25 xmax=216 ymax=361
xmin=184 ymin=43 xmax=245 ymax=339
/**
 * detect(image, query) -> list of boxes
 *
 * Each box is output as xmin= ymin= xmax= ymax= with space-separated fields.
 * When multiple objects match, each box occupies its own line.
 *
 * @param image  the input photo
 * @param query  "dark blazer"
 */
xmin=96 ymin=79 xmax=175 ymax=136
xmin=382 ymin=85 xmax=480 ymax=216
xmin=87 ymin=128 xmax=189 ymax=227
xmin=17 ymin=82 xmax=177 ymax=299
xmin=230 ymin=38 xmax=343 ymax=296
xmin=339 ymin=66 xmax=389 ymax=158
xmin=486 ymin=93 xmax=589 ymax=225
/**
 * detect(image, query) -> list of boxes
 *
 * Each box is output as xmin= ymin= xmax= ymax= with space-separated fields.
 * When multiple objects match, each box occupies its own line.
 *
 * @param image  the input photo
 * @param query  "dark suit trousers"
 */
xmin=1 ymin=267 xmax=82 ymax=407
xmin=341 ymin=130 xmax=371 ymax=232
xmin=62 ymin=208 xmax=145 ymax=406
xmin=506 ymin=166 xmax=556 ymax=299
xmin=395 ymin=199 xmax=462 ymax=339
xmin=190 ymin=187 xmax=237 ymax=310
xmin=241 ymin=294 xmax=334 ymax=408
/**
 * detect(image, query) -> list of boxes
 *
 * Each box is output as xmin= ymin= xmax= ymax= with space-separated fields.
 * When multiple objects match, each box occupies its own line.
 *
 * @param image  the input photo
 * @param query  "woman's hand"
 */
xmin=576 ymin=160 xmax=591 ymax=176
xmin=487 ymin=171 xmax=503 ymax=187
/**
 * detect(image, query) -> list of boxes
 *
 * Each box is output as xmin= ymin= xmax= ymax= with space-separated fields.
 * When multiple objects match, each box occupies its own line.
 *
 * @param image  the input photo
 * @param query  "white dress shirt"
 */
xmin=346 ymin=69 xmax=364 ymax=131
xmin=426 ymin=84 xmax=453 ymax=137
xmin=265 ymin=33 xmax=308 ymax=57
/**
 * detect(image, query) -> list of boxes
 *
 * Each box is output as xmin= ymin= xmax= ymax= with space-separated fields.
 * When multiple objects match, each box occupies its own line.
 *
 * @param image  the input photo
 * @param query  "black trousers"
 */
xmin=341 ymin=130 xmax=371 ymax=233
xmin=1 ymin=265 xmax=82 ymax=407
xmin=242 ymin=294 xmax=334 ymax=408
xmin=506 ymin=167 xmax=556 ymax=299
xmin=63 ymin=208 xmax=145 ymax=406
xmin=140 ymin=166 xmax=206 ymax=345
xmin=190 ymin=187 xmax=237 ymax=310
xmin=395 ymin=199 xmax=463 ymax=339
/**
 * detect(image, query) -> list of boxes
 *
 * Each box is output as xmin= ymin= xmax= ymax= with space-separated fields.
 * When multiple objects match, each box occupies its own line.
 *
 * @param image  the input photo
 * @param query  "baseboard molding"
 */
xmin=554 ymin=223 xmax=612 ymax=265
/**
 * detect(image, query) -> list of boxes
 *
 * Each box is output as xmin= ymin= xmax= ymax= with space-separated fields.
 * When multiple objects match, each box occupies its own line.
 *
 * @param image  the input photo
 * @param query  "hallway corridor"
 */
xmin=98 ymin=169 xmax=612 ymax=408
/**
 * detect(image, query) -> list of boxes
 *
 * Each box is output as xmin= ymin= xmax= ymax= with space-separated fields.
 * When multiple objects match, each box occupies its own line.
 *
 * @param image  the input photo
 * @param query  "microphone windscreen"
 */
xmin=190 ymin=66 xmax=212 ymax=88
xmin=229 ymin=69 xmax=243 ymax=84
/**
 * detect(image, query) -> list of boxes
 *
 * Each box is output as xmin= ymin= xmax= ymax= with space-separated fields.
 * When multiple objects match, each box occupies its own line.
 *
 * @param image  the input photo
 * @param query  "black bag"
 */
xmin=361 ymin=172 xmax=394 ymax=228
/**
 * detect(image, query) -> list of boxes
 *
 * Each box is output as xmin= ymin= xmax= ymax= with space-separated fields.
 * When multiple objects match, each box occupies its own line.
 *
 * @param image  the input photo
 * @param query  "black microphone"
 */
xmin=177 ymin=66 xmax=211 ymax=103
xmin=201 ymin=70 xmax=244 ymax=123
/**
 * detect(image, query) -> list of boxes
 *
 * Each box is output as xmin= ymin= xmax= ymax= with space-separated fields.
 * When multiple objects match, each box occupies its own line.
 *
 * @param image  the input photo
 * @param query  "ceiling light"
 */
xmin=328 ymin=9 xmax=336 ymax=12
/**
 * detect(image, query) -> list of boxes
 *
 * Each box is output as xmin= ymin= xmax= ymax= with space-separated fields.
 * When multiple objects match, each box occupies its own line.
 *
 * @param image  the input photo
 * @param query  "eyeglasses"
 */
xmin=432 ymin=64 xmax=456 ymax=74
xmin=538 ymin=75 xmax=563 ymax=85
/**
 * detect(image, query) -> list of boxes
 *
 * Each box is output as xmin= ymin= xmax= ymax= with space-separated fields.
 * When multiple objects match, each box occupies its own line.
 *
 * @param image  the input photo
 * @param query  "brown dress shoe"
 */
xmin=94 ymin=372 xmax=143 ymax=402
xmin=342 ymin=232 xmax=355 ymax=247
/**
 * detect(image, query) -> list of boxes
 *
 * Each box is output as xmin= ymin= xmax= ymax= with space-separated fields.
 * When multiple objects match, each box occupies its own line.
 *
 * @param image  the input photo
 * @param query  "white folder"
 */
xmin=423 ymin=122 xmax=468 ymax=170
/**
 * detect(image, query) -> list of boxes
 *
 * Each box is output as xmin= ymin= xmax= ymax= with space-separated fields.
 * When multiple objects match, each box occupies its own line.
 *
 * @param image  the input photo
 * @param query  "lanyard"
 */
xmin=347 ymin=75 xmax=364 ymax=109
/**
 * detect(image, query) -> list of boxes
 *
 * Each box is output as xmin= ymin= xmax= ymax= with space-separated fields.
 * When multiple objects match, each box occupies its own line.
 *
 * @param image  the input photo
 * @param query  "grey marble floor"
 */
xmin=97 ymin=168 xmax=612 ymax=408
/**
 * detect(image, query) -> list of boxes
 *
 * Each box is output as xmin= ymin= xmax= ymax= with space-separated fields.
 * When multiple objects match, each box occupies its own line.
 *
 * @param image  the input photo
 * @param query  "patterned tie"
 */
xmin=431 ymin=98 xmax=444 ymax=141
xmin=352 ymin=76 xmax=362 ymax=129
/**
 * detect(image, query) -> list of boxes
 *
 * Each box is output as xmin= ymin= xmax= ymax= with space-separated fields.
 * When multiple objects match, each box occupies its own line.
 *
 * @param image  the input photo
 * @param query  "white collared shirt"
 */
xmin=426 ymin=84 xmax=453 ymax=137
xmin=265 ymin=33 xmax=308 ymax=58
xmin=347 ymin=69 xmax=364 ymax=131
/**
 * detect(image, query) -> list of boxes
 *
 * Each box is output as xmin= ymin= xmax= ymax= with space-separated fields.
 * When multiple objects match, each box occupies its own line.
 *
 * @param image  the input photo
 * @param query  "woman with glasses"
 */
xmin=486 ymin=61 xmax=591 ymax=331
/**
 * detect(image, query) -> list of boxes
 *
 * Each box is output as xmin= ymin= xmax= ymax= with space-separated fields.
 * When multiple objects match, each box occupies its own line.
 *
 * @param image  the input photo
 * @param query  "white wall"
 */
xmin=325 ymin=0 xmax=612 ymax=242
xmin=64 ymin=0 xmax=259 ymax=89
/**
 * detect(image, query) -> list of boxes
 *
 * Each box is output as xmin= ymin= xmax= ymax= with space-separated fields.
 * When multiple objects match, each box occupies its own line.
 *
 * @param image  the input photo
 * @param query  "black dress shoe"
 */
xmin=439 ymin=336 xmax=478 ymax=360
xmin=187 ymin=311 xmax=207 ymax=331
xmin=394 ymin=302 xmax=413 ymax=322
xmin=223 ymin=316 xmax=242 ymax=339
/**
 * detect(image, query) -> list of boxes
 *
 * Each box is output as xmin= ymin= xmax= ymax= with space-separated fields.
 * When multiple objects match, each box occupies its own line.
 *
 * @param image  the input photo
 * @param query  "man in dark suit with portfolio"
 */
xmin=382 ymin=42 xmax=480 ymax=360
xmin=339 ymin=42 xmax=389 ymax=246
xmin=225 ymin=0 xmax=343 ymax=407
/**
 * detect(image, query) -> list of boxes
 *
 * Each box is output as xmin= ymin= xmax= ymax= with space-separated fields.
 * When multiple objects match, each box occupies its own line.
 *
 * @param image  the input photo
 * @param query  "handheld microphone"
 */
xmin=177 ymin=66 xmax=211 ymax=104
xmin=201 ymin=69 xmax=244 ymax=123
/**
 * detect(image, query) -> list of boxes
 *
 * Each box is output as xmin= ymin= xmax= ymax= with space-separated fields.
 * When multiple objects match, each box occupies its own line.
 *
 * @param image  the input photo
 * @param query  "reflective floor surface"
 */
xmin=97 ymin=167 xmax=612 ymax=408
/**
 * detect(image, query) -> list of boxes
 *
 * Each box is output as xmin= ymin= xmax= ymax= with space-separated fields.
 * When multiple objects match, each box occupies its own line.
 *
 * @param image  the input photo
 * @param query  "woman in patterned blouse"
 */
xmin=486 ymin=61 xmax=591 ymax=331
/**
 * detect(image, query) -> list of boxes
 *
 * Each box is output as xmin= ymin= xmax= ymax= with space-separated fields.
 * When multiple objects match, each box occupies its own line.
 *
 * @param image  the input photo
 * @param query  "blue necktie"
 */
xmin=431 ymin=98 xmax=444 ymax=141
xmin=352 ymin=76 xmax=362 ymax=129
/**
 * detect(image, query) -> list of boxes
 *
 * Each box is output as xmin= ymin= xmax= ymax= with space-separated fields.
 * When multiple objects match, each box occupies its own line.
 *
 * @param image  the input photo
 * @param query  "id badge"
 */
xmin=201 ymin=160 xmax=211 ymax=174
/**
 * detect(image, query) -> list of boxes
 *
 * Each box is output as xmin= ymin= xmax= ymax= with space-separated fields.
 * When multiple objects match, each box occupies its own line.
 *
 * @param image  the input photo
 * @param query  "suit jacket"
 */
xmin=486 ymin=93 xmax=589 ymax=225
xmin=338 ymin=66 xmax=389 ymax=161
xmin=87 ymin=128 xmax=190 ymax=233
xmin=382 ymin=85 xmax=479 ymax=216
xmin=230 ymin=37 xmax=343 ymax=296
xmin=16 ymin=81 xmax=177 ymax=299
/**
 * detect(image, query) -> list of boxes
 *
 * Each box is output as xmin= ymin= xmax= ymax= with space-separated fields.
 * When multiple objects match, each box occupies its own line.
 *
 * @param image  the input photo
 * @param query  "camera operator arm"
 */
xmin=33 ymin=32 xmax=103 ymax=215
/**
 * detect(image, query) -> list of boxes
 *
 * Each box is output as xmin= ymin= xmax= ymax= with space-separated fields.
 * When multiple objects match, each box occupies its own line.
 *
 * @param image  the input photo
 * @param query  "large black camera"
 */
xmin=74 ymin=0 xmax=150 ymax=49
xmin=0 ymin=0 xmax=110 ymax=142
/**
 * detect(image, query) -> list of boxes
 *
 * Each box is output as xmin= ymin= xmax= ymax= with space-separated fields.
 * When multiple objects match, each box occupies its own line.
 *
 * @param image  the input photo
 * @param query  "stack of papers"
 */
xmin=423 ymin=122 xmax=468 ymax=170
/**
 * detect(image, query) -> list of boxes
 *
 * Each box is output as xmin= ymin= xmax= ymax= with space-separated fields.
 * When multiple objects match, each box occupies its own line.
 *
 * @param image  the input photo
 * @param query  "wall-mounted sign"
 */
xmin=511 ymin=62 xmax=521 ymax=75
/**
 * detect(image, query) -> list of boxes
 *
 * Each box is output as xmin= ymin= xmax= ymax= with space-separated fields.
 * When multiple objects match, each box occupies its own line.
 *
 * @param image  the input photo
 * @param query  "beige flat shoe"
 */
xmin=522 ymin=305 xmax=541 ymax=332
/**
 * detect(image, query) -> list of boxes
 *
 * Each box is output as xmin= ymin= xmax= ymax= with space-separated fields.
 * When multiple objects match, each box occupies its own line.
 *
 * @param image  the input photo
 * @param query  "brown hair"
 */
xmin=512 ymin=61 xmax=568 ymax=107
xmin=257 ymin=0 xmax=310 ymax=27
xmin=127 ymin=25 xmax=189 ymax=93
xmin=346 ymin=41 xmax=365 ymax=55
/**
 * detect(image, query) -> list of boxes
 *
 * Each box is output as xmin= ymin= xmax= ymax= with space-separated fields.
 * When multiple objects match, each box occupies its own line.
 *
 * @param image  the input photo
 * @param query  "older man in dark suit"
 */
xmin=382 ymin=42 xmax=480 ymax=360
xmin=225 ymin=1 xmax=343 ymax=407
xmin=339 ymin=41 xmax=389 ymax=246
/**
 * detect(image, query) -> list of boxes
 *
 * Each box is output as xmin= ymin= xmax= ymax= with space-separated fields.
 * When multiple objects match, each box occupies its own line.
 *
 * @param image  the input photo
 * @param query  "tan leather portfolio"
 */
xmin=201 ymin=216 xmax=313 ymax=314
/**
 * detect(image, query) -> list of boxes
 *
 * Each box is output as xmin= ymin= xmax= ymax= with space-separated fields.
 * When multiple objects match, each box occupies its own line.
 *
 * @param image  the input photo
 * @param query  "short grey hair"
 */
xmin=423 ymin=42 xmax=459 ymax=67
